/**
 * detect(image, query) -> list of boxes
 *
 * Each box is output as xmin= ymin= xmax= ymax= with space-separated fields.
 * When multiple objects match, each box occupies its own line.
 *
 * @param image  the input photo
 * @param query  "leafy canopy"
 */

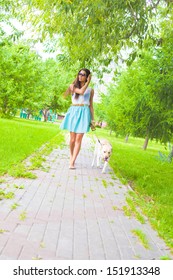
xmin=12 ymin=0 xmax=172 ymax=69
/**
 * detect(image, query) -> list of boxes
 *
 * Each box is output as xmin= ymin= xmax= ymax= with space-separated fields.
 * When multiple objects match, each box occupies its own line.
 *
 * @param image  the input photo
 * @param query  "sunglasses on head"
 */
xmin=78 ymin=72 xmax=86 ymax=77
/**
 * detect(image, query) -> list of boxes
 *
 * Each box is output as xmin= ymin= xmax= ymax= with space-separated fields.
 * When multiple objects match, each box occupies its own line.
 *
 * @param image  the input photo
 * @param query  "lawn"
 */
xmin=91 ymin=128 xmax=173 ymax=249
xmin=0 ymin=118 xmax=64 ymax=175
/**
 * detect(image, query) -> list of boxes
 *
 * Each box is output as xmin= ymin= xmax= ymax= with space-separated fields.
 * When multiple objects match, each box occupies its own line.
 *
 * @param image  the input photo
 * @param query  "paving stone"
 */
xmin=0 ymin=134 xmax=172 ymax=260
xmin=73 ymin=219 xmax=89 ymax=259
xmin=1 ymin=236 xmax=24 ymax=259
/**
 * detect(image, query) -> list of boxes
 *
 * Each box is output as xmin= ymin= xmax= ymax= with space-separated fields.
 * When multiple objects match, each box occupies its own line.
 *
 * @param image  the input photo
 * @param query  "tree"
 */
xmin=0 ymin=43 xmax=41 ymax=115
xmin=13 ymin=0 xmax=173 ymax=70
xmin=0 ymin=40 xmax=75 ymax=118
xmin=38 ymin=58 xmax=74 ymax=121
xmin=102 ymin=45 xmax=173 ymax=149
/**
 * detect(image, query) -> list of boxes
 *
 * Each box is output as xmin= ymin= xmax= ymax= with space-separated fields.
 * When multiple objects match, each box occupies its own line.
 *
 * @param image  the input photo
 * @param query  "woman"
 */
xmin=60 ymin=68 xmax=95 ymax=169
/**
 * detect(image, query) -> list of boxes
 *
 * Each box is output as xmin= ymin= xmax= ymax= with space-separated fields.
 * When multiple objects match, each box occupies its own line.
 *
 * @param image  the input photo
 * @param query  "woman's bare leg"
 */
xmin=70 ymin=133 xmax=84 ymax=168
xmin=70 ymin=132 xmax=76 ymax=165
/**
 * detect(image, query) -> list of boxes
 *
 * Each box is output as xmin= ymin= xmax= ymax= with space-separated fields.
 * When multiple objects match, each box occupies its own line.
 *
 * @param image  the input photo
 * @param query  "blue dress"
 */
xmin=60 ymin=88 xmax=92 ymax=133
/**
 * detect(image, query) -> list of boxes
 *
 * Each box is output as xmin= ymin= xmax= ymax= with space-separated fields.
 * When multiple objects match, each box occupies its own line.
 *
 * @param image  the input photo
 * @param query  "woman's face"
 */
xmin=78 ymin=70 xmax=87 ymax=82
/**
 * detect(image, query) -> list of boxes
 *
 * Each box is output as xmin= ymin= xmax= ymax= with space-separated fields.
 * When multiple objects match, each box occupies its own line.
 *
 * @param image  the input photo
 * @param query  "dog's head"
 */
xmin=98 ymin=139 xmax=112 ymax=161
xmin=102 ymin=144 xmax=112 ymax=161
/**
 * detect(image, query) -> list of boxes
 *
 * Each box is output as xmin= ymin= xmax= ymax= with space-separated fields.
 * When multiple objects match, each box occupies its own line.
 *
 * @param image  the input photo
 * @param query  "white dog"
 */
xmin=91 ymin=137 xmax=112 ymax=173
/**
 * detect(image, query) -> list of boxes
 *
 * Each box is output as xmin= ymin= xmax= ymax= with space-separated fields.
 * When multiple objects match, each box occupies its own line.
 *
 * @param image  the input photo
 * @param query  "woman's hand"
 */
xmin=90 ymin=120 xmax=96 ymax=131
xmin=69 ymin=84 xmax=74 ymax=93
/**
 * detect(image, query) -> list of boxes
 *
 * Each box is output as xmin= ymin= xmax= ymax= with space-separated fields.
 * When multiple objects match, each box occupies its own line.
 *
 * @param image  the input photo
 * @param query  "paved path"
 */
xmin=0 ymin=135 xmax=172 ymax=260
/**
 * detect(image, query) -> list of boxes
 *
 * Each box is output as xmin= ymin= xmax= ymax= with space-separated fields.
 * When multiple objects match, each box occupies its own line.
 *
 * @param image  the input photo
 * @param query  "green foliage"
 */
xmin=38 ymin=58 xmax=74 ymax=114
xmin=16 ymin=0 xmax=172 ymax=68
xmin=0 ymin=1 xmax=23 ymax=44
xmin=0 ymin=42 xmax=74 ymax=117
xmin=99 ymin=14 xmax=173 ymax=144
xmin=106 ymin=53 xmax=164 ymax=139
xmin=0 ymin=7 xmax=76 ymax=118
xmin=0 ymin=43 xmax=41 ymax=116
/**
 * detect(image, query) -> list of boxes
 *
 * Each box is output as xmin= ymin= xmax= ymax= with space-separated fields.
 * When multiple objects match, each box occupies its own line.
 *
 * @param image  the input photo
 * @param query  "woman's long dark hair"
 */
xmin=65 ymin=68 xmax=91 ymax=99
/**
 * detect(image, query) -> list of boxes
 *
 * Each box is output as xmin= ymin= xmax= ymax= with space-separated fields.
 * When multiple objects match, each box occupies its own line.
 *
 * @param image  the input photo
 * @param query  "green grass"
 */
xmin=91 ymin=128 xmax=173 ymax=249
xmin=0 ymin=229 xmax=8 ymax=234
xmin=11 ymin=202 xmax=20 ymax=210
xmin=131 ymin=229 xmax=150 ymax=249
xmin=19 ymin=211 xmax=27 ymax=221
xmin=123 ymin=194 xmax=146 ymax=224
xmin=14 ymin=184 xmax=25 ymax=189
xmin=0 ymin=118 xmax=63 ymax=175
xmin=160 ymin=255 xmax=172 ymax=260
xmin=0 ymin=189 xmax=15 ymax=200
xmin=102 ymin=179 xmax=108 ymax=188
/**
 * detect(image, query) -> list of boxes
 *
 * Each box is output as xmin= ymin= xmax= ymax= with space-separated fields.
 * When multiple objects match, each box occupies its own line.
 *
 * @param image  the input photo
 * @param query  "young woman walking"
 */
xmin=60 ymin=68 xmax=94 ymax=169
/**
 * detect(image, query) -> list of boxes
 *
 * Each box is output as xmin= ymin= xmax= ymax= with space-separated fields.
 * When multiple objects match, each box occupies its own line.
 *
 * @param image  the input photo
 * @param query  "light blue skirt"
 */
xmin=60 ymin=105 xmax=91 ymax=133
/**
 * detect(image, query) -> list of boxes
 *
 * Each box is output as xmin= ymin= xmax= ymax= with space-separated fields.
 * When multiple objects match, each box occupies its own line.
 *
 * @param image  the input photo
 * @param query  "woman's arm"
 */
xmin=89 ymin=89 xmax=94 ymax=121
xmin=70 ymin=74 xmax=91 ymax=95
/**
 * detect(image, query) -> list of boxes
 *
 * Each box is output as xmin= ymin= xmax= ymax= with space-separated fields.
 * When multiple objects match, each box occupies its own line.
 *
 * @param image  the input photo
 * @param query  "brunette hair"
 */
xmin=65 ymin=68 xmax=90 ymax=99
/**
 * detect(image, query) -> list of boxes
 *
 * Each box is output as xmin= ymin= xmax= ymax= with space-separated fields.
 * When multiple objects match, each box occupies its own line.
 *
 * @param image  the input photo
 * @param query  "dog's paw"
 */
xmin=101 ymin=167 xmax=106 ymax=173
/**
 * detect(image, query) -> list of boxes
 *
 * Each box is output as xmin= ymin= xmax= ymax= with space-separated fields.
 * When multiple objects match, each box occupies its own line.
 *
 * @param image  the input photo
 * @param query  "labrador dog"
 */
xmin=91 ymin=137 xmax=112 ymax=173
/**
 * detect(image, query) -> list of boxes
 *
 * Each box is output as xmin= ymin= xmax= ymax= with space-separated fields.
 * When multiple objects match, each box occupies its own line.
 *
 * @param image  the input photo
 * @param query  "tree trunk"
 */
xmin=27 ymin=112 xmax=31 ymax=119
xmin=43 ymin=109 xmax=48 ymax=122
xmin=168 ymin=145 xmax=173 ymax=162
xmin=143 ymin=136 xmax=149 ymax=150
xmin=125 ymin=134 xmax=129 ymax=143
xmin=2 ymin=97 xmax=8 ymax=115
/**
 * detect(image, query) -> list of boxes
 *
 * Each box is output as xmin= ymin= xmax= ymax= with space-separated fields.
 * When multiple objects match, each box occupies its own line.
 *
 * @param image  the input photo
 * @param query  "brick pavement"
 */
xmin=0 ymin=135 xmax=172 ymax=260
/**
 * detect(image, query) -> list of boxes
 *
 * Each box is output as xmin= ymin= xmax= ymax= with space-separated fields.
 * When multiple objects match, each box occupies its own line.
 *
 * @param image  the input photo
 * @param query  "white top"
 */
xmin=72 ymin=88 xmax=91 ymax=105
